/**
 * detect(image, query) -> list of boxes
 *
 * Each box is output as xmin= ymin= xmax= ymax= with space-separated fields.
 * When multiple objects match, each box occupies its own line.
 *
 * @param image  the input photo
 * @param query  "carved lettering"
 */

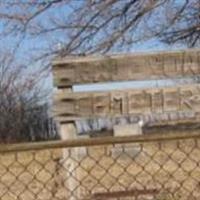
xmin=111 ymin=93 xmax=126 ymax=115
xmin=151 ymin=90 xmax=163 ymax=113
xmin=53 ymin=50 xmax=200 ymax=87
xmin=93 ymin=94 xmax=110 ymax=115
xmin=180 ymin=87 xmax=200 ymax=111
xmin=93 ymin=59 xmax=117 ymax=82
xmin=183 ymin=52 xmax=199 ymax=75
xmin=164 ymin=89 xmax=180 ymax=112
xmin=54 ymin=84 xmax=200 ymax=121
xmin=163 ymin=54 xmax=183 ymax=76
xmin=76 ymin=64 xmax=94 ymax=83
xmin=180 ymin=89 xmax=193 ymax=110
xmin=128 ymin=91 xmax=151 ymax=114
xmin=148 ymin=55 xmax=165 ymax=76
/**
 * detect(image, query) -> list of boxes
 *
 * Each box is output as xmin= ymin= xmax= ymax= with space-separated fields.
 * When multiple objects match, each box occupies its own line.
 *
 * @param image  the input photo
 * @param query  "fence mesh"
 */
xmin=0 ymin=134 xmax=200 ymax=200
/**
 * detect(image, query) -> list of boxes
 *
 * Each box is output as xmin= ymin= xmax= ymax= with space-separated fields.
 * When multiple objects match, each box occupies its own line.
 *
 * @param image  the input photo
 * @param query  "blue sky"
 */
xmin=0 ymin=0 xmax=196 ymax=93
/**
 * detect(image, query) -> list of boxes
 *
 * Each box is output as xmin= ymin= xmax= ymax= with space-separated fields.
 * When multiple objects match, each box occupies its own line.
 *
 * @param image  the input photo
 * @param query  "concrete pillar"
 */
xmin=60 ymin=123 xmax=78 ymax=200
xmin=60 ymin=124 xmax=90 ymax=199
xmin=112 ymin=123 xmax=143 ymax=159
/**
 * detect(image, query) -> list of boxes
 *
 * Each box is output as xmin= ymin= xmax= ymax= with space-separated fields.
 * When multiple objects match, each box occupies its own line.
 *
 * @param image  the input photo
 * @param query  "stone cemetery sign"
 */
xmin=53 ymin=49 xmax=200 ymax=124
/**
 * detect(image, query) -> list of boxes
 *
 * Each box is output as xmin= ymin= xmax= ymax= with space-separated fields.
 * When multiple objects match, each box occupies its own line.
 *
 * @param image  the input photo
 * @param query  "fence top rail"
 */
xmin=0 ymin=131 xmax=200 ymax=153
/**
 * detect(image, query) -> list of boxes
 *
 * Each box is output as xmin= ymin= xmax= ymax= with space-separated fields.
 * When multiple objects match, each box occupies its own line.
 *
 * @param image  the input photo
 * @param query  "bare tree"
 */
xmin=0 ymin=1 xmax=199 ymax=140
xmin=0 ymin=0 xmax=199 ymax=61
xmin=0 ymin=51 xmax=57 ymax=143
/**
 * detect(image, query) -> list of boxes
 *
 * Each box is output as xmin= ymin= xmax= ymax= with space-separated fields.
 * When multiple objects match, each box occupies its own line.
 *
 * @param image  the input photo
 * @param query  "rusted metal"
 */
xmin=0 ymin=131 xmax=200 ymax=153
xmin=91 ymin=189 xmax=159 ymax=199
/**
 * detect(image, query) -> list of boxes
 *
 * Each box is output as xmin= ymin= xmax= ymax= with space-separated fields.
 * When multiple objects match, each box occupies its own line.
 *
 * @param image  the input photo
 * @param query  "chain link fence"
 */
xmin=0 ymin=132 xmax=200 ymax=200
